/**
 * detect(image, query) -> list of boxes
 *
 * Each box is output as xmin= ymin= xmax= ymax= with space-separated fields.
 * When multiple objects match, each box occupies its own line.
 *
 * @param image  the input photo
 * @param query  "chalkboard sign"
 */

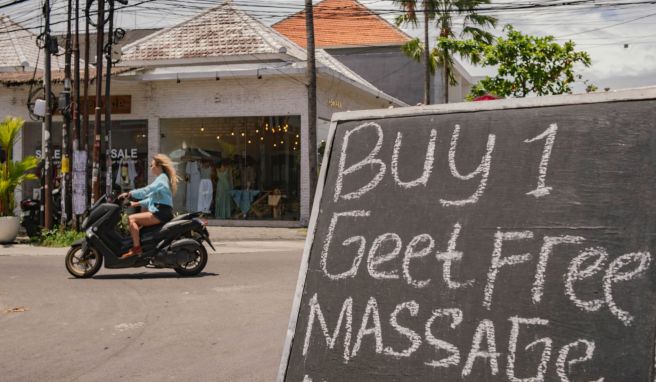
xmin=279 ymin=88 xmax=656 ymax=382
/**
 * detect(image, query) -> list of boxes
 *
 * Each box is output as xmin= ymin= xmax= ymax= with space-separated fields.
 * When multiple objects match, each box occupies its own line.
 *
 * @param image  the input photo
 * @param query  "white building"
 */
xmin=1 ymin=2 xmax=405 ymax=226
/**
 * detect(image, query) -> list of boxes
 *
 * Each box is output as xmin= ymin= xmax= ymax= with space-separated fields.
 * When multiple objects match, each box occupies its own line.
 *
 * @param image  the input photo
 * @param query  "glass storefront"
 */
xmin=21 ymin=120 xmax=149 ymax=201
xmin=160 ymin=116 xmax=301 ymax=221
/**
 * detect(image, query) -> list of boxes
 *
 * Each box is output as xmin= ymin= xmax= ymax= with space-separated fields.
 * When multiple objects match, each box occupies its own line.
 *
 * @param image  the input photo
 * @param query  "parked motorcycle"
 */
xmin=65 ymin=194 xmax=215 ymax=278
xmin=20 ymin=188 xmax=61 ymax=237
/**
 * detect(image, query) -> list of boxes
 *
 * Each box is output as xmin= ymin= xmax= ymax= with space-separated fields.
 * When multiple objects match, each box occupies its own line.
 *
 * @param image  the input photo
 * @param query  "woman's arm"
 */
xmin=138 ymin=197 xmax=152 ymax=208
xmin=130 ymin=175 xmax=167 ymax=199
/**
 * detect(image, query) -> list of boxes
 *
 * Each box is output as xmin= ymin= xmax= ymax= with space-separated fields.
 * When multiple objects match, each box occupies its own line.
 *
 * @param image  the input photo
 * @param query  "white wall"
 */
xmin=1 ymin=73 xmax=397 ymax=224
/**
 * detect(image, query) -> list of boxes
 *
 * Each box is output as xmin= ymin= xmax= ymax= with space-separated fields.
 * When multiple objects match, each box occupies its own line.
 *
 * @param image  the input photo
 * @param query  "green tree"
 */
xmin=439 ymin=25 xmax=593 ymax=98
xmin=0 ymin=117 xmax=39 ymax=216
xmin=395 ymin=0 xmax=497 ymax=104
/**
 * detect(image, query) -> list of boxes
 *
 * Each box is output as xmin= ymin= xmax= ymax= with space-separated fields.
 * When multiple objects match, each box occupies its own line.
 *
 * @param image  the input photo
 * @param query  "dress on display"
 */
xmin=185 ymin=161 xmax=201 ymax=212
xmin=197 ymin=165 xmax=213 ymax=213
xmin=214 ymin=167 xmax=232 ymax=219
xmin=114 ymin=158 xmax=137 ymax=191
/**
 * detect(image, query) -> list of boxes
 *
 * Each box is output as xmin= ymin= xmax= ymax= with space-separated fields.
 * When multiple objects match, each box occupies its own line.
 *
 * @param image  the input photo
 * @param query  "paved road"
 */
xmin=0 ymin=241 xmax=305 ymax=382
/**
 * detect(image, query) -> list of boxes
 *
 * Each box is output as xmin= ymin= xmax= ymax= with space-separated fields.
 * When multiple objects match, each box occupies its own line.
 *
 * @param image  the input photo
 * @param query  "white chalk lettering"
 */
xmin=402 ymin=234 xmax=435 ymax=288
xmin=483 ymin=230 xmax=534 ymax=310
xmin=383 ymin=301 xmax=422 ymax=358
xmin=435 ymin=222 xmax=475 ymax=289
xmin=391 ymin=129 xmax=437 ymax=188
xmin=565 ymin=247 xmax=608 ymax=312
xmin=320 ymin=210 xmax=370 ymax=280
xmin=440 ymin=124 xmax=496 ymax=207
xmin=351 ymin=297 xmax=384 ymax=358
xmin=303 ymin=294 xmax=353 ymax=362
xmin=603 ymin=251 xmax=651 ymax=326
xmin=334 ymin=122 xmax=387 ymax=202
xmin=556 ymin=339 xmax=603 ymax=382
xmin=524 ymin=123 xmax=558 ymax=198
xmin=462 ymin=319 xmax=500 ymax=377
xmin=367 ymin=233 xmax=402 ymax=280
xmin=425 ymin=308 xmax=463 ymax=368
xmin=506 ymin=316 xmax=551 ymax=382
xmin=532 ymin=235 xmax=585 ymax=304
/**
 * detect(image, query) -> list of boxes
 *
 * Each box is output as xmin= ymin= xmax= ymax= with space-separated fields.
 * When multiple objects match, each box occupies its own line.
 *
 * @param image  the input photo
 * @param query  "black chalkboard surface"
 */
xmin=279 ymin=89 xmax=656 ymax=382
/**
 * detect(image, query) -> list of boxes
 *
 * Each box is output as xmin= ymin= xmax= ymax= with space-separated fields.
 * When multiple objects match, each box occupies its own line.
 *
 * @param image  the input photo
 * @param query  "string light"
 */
xmin=216 ymin=136 xmax=220 ymax=140
xmin=241 ymin=132 xmax=245 ymax=137
xmin=296 ymin=134 xmax=299 ymax=138
xmin=260 ymin=137 xmax=264 ymax=141
xmin=231 ymin=132 xmax=235 ymax=136
xmin=280 ymin=140 xmax=284 ymax=144
xmin=200 ymin=127 xmax=205 ymax=132
xmin=255 ymin=129 xmax=259 ymax=133
xmin=248 ymin=139 xmax=252 ymax=144
xmin=273 ymin=143 xmax=277 ymax=147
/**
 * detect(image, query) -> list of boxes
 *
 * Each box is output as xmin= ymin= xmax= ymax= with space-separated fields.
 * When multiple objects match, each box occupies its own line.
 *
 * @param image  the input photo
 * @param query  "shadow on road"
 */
xmin=68 ymin=272 xmax=220 ymax=280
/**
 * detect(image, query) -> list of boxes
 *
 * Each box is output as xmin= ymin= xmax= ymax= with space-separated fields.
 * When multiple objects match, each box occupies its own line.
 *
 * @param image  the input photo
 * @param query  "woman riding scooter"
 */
xmin=119 ymin=154 xmax=178 ymax=259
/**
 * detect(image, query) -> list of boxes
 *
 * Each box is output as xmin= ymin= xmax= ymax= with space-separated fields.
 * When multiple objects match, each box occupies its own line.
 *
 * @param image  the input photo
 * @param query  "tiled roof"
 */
xmin=272 ymin=0 xmax=410 ymax=48
xmin=121 ymin=2 xmax=306 ymax=64
xmin=0 ymin=14 xmax=64 ymax=71
xmin=0 ymin=67 xmax=135 ymax=87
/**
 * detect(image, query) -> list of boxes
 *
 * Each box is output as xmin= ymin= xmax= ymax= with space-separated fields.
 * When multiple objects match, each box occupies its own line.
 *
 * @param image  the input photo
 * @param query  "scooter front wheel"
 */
xmin=66 ymin=245 xmax=103 ymax=278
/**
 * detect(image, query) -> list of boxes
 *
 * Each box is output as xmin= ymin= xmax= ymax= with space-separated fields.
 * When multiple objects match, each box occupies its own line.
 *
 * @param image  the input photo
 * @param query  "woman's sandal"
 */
xmin=120 ymin=246 xmax=143 ymax=259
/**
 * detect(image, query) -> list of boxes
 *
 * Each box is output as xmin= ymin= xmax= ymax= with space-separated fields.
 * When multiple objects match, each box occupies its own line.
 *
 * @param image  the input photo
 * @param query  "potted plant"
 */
xmin=0 ymin=117 xmax=38 ymax=243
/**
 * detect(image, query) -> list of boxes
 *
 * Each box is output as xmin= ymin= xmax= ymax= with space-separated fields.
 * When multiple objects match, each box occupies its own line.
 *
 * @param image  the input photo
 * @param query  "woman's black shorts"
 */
xmin=153 ymin=204 xmax=174 ymax=223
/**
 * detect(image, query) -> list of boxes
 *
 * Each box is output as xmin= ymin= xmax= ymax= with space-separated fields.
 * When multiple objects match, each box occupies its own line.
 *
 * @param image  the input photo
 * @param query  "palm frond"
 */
xmin=0 ymin=117 xmax=24 ymax=153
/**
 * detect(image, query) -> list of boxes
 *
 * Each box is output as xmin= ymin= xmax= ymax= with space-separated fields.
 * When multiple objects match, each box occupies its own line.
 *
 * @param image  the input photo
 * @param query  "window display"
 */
xmin=21 ymin=120 xmax=149 ymax=200
xmin=160 ymin=116 xmax=301 ymax=220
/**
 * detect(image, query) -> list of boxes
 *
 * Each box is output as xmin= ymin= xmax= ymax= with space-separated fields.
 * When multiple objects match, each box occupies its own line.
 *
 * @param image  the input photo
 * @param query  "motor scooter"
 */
xmin=20 ymin=188 xmax=61 ymax=237
xmin=65 ymin=194 xmax=215 ymax=278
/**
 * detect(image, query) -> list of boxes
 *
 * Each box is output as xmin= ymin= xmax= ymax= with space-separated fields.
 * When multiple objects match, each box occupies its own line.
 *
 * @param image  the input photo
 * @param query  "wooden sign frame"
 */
xmin=277 ymin=86 xmax=656 ymax=382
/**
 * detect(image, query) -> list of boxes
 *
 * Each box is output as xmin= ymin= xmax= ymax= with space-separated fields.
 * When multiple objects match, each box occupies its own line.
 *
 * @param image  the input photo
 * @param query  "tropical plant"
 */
xmin=439 ymin=25 xmax=593 ymax=98
xmin=394 ymin=0 xmax=437 ymax=104
xmin=395 ymin=0 xmax=497 ymax=104
xmin=0 ymin=117 xmax=39 ymax=217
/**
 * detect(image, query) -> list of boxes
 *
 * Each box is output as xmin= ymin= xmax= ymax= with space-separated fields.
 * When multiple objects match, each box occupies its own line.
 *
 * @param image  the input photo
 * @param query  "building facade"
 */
xmin=1 ymin=3 xmax=404 ymax=226
xmin=272 ymin=0 xmax=479 ymax=105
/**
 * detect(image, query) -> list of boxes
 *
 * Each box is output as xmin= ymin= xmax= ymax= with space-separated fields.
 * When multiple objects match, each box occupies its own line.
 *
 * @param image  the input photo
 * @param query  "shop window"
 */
xmin=21 ymin=120 xmax=148 ymax=200
xmin=160 ymin=116 xmax=301 ymax=221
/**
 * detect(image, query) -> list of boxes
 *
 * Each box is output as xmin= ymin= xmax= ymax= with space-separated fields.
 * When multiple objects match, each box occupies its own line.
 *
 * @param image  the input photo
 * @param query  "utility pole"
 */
xmin=43 ymin=0 xmax=53 ymax=229
xmin=91 ymin=0 xmax=105 ymax=203
xmin=305 ymin=0 xmax=318 ymax=211
xmin=73 ymin=0 xmax=80 ymax=152
xmin=60 ymin=0 xmax=73 ymax=227
xmin=423 ymin=3 xmax=431 ymax=105
xmin=71 ymin=0 xmax=81 ymax=229
xmin=104 ymin=0 xmax=114 ymax=198
xmin=83 ymin=0 xmax=91 ymax=204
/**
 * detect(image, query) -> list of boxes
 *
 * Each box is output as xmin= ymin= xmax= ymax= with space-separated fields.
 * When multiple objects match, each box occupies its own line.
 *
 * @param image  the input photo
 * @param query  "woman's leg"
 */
xmin=122 ymin=212 xmax=161 ymax=258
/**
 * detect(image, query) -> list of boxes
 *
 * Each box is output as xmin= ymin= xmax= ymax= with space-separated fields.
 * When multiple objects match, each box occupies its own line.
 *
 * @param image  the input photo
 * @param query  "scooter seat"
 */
xmin=140 ymin=223 xmax=165 ymax=236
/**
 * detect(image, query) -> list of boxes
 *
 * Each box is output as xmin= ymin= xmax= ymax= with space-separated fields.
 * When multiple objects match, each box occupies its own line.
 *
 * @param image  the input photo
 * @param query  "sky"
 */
xmin=2 ymin=0 xmax=655 ymax=93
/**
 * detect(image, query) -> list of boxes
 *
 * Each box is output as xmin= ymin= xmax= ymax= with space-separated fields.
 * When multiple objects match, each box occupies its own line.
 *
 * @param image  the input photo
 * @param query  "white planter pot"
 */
xmin=0 ymin=216 xmax=20 ymax=243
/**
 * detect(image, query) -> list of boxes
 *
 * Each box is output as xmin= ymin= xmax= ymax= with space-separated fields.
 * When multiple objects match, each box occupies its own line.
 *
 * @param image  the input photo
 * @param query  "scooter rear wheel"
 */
xmin=65 ymin=245 xmax=103 ymax=278
xmin=174 ymin=246 xmax=208 ymax=277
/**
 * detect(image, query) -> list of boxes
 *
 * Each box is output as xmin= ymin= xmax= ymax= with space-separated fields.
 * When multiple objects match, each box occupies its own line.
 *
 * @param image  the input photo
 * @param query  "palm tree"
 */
xmin=396 ymin=0 xmax=497 ymax=104
xmin=435 ymin=0 xmax=496 ymax=103
xmin=0 ymin=117 xmax=38 ymax=216
xmin=394 ymin=0 xmax=437 ymax=105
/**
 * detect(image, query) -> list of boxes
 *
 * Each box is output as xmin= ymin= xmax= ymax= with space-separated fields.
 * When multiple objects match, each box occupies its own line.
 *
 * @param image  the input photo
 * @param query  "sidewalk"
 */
xmin=0 ymin=227 xmax=308 ymax=256
xmin=206 ymin=227 xmax=307 ymax=241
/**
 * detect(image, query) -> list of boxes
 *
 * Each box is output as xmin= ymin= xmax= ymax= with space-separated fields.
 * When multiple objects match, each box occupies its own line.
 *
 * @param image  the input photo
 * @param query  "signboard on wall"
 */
xmin=278 ymin=88 xmax=656 ymax=381
xmin=83 ymin=95 xmax=131 ymax=114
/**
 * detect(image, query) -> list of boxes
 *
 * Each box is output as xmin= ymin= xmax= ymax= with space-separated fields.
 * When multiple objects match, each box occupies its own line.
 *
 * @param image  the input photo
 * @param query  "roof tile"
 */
xmin=272 ymin=0 xmax=410 ymax=48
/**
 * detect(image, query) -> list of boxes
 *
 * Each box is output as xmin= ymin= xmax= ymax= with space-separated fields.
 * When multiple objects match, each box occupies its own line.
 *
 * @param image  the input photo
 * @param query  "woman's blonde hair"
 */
xmin=153 ymin=154 xmax=179 ymax=195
